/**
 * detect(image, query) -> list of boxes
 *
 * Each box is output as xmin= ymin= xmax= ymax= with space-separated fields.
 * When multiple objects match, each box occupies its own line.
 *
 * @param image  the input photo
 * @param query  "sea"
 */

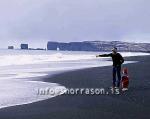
xmin=0 ymin=49 xmax=149 ymax=109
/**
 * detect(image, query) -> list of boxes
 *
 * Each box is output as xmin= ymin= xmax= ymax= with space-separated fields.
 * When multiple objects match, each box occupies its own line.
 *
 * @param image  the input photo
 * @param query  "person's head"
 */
xmin=112 ymin=47 xmax=117 ymax=54
xmin=123 ymin=68 xmax=128 ymax=75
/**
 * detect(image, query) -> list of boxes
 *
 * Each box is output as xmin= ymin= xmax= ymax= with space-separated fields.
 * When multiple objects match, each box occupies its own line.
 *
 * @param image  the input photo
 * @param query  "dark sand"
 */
xmin=0 ymin=55 xmax=150 ymax=119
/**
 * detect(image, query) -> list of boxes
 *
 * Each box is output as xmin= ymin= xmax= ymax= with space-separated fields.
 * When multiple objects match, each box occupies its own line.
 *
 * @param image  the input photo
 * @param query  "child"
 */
xmin=121 ymin=68 xmax=129 ymax=91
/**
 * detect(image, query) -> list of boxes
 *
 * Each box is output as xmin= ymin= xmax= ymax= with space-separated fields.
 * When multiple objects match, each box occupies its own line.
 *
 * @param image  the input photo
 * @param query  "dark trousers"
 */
xmin=113 ymin=65 xmax=121 ymax=87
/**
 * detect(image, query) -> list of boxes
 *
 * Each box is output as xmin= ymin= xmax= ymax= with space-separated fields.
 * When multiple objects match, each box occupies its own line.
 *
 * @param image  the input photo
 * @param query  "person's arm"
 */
xmin=96 ymin=53 xmax=112 ymax=57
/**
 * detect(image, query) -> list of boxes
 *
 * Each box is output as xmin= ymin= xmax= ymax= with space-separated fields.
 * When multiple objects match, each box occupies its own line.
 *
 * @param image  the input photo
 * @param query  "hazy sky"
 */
xmin=0 ymin=0 xmax=150 ymax=48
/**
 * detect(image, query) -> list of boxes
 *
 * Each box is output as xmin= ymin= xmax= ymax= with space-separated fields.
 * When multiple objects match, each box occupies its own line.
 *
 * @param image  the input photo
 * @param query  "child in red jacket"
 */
xmin=121 ymin=68 xmax=129 ymax=91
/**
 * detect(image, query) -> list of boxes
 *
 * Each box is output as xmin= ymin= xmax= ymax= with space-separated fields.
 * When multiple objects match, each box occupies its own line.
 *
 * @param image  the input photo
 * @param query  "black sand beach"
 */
xmin=0 ymin=55 xmax=150 ymax=119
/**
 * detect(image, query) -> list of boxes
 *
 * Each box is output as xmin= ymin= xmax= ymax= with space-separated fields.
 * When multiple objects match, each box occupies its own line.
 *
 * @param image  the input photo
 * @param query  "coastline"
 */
xmin=0 ymin=55 xmax=150 ymax=119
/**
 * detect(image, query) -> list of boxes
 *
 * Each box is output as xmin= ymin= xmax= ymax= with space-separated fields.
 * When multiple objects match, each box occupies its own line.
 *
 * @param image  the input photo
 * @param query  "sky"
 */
xmin=0 ymin=0 xmax=150 ymax=48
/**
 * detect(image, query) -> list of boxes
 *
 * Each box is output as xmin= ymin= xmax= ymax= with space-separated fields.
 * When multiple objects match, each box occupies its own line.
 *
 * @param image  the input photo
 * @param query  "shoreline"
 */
xmin=0 ymin=55 xmax=150 ymax=119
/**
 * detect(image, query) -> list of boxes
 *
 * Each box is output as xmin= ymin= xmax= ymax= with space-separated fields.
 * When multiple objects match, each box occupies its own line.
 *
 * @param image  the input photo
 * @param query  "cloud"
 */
xmin=0 ymin=0 xmax=150 ymax=48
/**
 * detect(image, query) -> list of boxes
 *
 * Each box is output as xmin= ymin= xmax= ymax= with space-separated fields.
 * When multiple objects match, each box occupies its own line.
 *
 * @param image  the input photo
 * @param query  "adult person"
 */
xmin=96 ymin=47 xmax=124 ymax=88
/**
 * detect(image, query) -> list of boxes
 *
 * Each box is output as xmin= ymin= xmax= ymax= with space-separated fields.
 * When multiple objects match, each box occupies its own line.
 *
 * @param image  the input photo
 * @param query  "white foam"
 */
xmin=121 ymin=52 xmax=150 ymax=57
xmin=0 ymin=52 xmax=149 ymax=66
xmin=0 ymin=80 xmax=66 ymax=109
xmin=0 ymin=53 xmax=95 ymax=66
